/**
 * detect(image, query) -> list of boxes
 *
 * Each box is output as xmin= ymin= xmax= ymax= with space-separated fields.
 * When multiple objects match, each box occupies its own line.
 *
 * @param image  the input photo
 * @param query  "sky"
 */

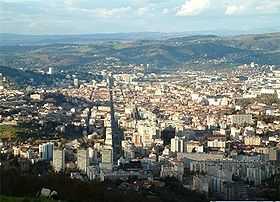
xmin=0 ymin=0 xmax=280 ymax=35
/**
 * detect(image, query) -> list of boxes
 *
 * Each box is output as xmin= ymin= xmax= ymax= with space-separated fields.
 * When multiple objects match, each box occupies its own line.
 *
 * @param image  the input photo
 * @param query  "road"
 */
xmin=108 ymin=75 xmax=123 ymax=162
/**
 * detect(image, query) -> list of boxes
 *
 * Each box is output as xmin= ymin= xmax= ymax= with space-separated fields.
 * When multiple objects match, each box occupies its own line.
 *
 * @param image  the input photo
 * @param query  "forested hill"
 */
xmin=0 ymin=32 xmax=280 ymax=71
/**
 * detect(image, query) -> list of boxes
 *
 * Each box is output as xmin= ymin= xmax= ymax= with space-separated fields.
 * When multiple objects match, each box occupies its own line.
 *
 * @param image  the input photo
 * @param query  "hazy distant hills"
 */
xmin=0 ymin=32 xmax=280 ymax=71
xmin=223 ymin=32 xmax=280 ymax=51
xmin=106 ymin=42 xmax=250 ymax=67
xmin=0 ymin=32 xmax=187 ymax=46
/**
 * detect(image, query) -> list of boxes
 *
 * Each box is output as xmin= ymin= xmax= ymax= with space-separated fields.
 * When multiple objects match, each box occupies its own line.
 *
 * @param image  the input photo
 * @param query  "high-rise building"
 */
xmin=132 ymin=132 xmax=143 ymax=147
xmin=53 ymin=148 xmax=65 ymax=172
xmin=74 ymin=78 xmax=79 ymax=87
xmin=102 ymin=147 xmax=113 ymax=164
xmin=121 ymin=140 xmax=135 ymax=160
xmin=0 ymin=73 xmax=4 ymax=90
xmin=269 ymin=148 xmax=280 ymax=161
xmin=105 ymin=127 xmax=113 ymax=146
xmin=77 ymin=148 xmax=89 ymax=173
xmin=39 ymin=142 xmax=54 ymax=160
xmin=88 ymin=147 xmax=98 ymax=164
xmin=171 ymin=136 xmax=184 ymax=153
xmin=137 ymin=120 xmax=156 ymax=147
xmin=47 ymin=67 xmax=53 ymax=75
xmin=100 ymin=146 xmax=113 ymax=171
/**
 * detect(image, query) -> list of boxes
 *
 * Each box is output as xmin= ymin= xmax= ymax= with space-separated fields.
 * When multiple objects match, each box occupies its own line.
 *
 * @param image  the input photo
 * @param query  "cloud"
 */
xmin=224 ymin=0 xmax=280 ymax=16
xmin=137 ymin=7 xmax=149 ymax=16
xmin=1 ymin=0 xmax=279 ymax=34
xmin=255 ymin=0 xmax=280 ymax=13
xmin=64 ymin=0 xmax=80 ymax=8
xmin=162 ymin=8 xmax=169 ymax=14
xmin=91 ymin=7 xmax=131 ymax=18
xmin=176 ymin=0 xmax=210 ymax=16
xmin=225 ymin=5 xmax=245 ymax=15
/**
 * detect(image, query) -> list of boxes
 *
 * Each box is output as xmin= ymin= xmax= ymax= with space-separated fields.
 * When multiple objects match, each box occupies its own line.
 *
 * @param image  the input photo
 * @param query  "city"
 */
xmin=1 ymin=0 xmax=280 ymax=201
xmin=1 ymin=61 xmax=280 ymax=201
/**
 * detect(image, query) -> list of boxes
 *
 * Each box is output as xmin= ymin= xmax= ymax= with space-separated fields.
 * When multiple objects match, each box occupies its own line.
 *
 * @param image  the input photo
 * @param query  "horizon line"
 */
xmin=1 ymin=30 xmax=280 ymax=37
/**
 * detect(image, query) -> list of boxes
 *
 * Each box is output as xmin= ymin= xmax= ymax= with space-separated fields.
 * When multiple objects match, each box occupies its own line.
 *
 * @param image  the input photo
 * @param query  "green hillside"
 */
xmin=0 ymin=32 xmax=279 ymax=74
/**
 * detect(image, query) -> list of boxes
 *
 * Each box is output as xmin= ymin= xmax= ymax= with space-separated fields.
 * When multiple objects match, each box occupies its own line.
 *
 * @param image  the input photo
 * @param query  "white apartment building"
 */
xmin=77 ymin=148 xmax=89 ymax=173
xmin=53 ymin=148 xmax=65 ymax=172
xmin=171 ymin=136 xmax=184 ymax=153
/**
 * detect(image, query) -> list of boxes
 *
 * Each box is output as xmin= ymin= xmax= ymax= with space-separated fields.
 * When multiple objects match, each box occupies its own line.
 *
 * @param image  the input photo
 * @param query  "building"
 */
xmin=77 ymin=148 xmax=89 ymax=173
xmin=87 ymin=165 xmax=100 ymax=181
xmin=74 ymin=78 xmax=79 ymax=87
xmin=137 ymin=120 xmax=156 ymax=147
xmin=30 ymin=93 xmax=43 ymax=100
xmin=121 ymin=140 xmax=135 ymax=160
xmin=184 ymin=141 xmax=204 ymax=153
xmin=132 ymin=132 xmax=143 ymax=147
xmin=189 ymin=159 xmax=280 ymax=186
xmin=230 ymin=127 xmax=241 ymax=138
xmin=207 ymin=137 xmax=226 ymax=152
xmin=207 ymin=96 xmax=229 ymax=106
xmin=47 ymin=67 xmax=53 ymax=75
xmin=171 ymin=136 xmax=184 ymax=153
xmin=244 ymin=135 xmax=261 ymax=146
xmin=0 ymin=73 xmax=4 ymax=90
xmin=100 ymin=146 xmax=113 ymax=171
xmin=160 ymin=160 xmax=184 ymax=181
xmin=192 ymin=175 xmax=209 ymax=194
xmin=52 ymin=148 xmax=65 ymax=172
xmin=177 ymin=153 xmax=224 ymax=169
xmin=105 ymin=127 xmax=113 ymax=146
xmin=39 ymin=142 xmax=54 ymax=160
xmin=269 ymin=148 xmax=280 ymax=161
xmin=229 ymin=114 xmax=253 ymax=125
xmin=88 ymin=147 xmax=98 ymax=164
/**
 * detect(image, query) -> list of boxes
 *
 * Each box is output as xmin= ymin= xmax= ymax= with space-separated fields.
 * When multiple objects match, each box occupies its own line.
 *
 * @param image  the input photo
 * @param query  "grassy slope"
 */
xmin=0 ymin=125 xmax=19 ymax=139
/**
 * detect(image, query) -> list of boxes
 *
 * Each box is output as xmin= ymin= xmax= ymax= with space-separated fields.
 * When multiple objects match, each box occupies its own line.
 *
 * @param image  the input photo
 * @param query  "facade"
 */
xmin=87 ymin=165 xmax=100 ymax=181
xmin=137 ymin=120 xmax=156 ymax=148
xmin=229 ymin=114 xmax=253 ymax=125
xmin=190 ymin=159 xmax=280 ymax=185
xmin=171 ymin=136 xmax=184 ymax=153
xmin=30 ymin=94 xmax=43 ymax=100
xmin=269 ymin=148 xmax=280 ymax=161
xmin=77 ymin=148 xmax=89 ymax=173
xmin=121 ymin=140 xmax=135 ymax=160
xmin=105 ymin=127 xmax=113 ymax=146
xmin=39 ymin=142 xmax=54 ymax=160
xmin=184 ymin=141 xmax=204 ymax=153
xmin=192 ymin=175 xmax=209 ymax=194
xmin=207 ymin=138 xmax=226 ymax=152
xmin=160 ymin=160 xmax=184 ymax=181
xmin=100 ymin=147 xmax=113 ymax=171
xmin=74 ymin=78 xmax=79 ymax=87
xmin=0 ymin=73 xmax=3 ymax=90
xmin=53 ymin=148 xmax=65 ymax=172
xmin=244 ymin=135 xmax=261 ymax=146
xmin=48 ymin=67 xmax=53 ymax=75
xmin=132 ymin=132 xmax=143 ymax=147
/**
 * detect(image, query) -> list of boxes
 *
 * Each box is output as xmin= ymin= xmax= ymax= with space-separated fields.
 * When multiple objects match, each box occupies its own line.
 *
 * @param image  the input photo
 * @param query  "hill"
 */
xmin=0 ymin=32 xmax=280 ymax=73
xmin=0 ymin=66 xmax=55 ymax=86
xmin=0 ymin=32 xmax=187 ymax=46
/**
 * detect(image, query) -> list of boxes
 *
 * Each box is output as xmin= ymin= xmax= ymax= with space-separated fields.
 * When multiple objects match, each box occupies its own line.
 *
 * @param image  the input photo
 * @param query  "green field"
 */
xmin=0 ymin=125 xmax=19 ymax=139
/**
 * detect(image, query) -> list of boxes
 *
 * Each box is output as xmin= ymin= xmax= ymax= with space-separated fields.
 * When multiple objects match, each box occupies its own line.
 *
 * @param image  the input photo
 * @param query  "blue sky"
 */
xmin=0 ymin=0 xmax=280 ymax=34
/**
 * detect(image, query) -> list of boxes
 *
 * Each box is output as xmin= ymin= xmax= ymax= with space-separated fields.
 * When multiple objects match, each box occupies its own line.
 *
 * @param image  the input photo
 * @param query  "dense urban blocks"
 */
xmin=1 ymin=38 xmax=280 ymax=201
